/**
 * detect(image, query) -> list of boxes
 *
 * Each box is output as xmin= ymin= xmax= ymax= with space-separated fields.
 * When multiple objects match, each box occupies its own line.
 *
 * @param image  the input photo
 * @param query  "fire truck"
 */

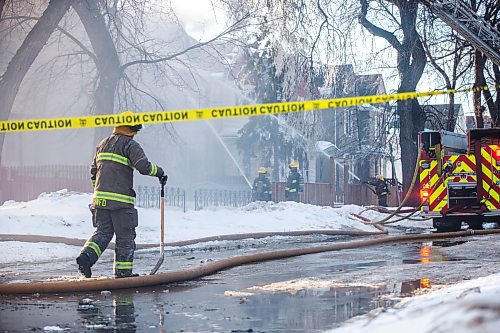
xmin=418 ymin=128 xmax=500 ymax=232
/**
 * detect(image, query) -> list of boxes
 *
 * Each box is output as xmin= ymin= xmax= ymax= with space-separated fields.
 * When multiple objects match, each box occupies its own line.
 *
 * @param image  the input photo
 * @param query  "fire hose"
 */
xmin=0 ymin=229 xmax=385 ymax=249
xmin=1 ymin=228 xmax=500 ymax=294
xmin=359 ymin=145 xmax=443 ymax=225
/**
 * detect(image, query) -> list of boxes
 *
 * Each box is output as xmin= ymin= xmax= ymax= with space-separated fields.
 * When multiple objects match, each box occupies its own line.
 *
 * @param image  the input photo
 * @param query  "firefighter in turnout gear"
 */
xmin=285 ymin=161 xmax=303 ymax=202
xmin=363 ymin=175 xmax=390 ymax=207
xmin=76 ymin=118 xmax=167 ymax=278
xmin=252 ymin=167 xmax=272 ymax=201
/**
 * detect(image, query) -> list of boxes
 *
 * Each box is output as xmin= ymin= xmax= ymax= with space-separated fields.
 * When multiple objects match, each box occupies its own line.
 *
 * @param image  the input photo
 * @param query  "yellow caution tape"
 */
xmin=0 ymin=85 xmax=495 ymax=133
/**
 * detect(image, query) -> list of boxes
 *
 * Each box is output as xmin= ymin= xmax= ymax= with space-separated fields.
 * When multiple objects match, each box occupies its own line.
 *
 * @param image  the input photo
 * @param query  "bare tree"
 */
xmin=72 ymin=0 xmax=121 ymax=146
xmin=1 ymin=0 xmax=250 ymax=149
xmin=468 ymin=0 xmax=499 ymax=127
xmin=421 ymin=9 xmax=472 ymax=131
xmin=0 ymin=0 xmax=73 ymax=167
xmin=359 ymin=0 xmax=426 ymax=204
xmin=72 ymin=0 xmax=250 ymax=145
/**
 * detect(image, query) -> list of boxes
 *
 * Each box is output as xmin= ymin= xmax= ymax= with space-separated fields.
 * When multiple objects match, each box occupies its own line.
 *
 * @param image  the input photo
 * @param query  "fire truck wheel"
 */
xmin=433 ymin=217 xmax=462 ymax=233
xmin=466 ymin=217 xmax=484 ymax=230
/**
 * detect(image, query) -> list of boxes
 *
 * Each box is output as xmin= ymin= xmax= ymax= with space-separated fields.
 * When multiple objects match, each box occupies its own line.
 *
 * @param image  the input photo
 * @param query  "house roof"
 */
xmin=423 ymin=104 xmax=463 ymax=130
xmin=329 ymin=65 xmax=385 ymax=99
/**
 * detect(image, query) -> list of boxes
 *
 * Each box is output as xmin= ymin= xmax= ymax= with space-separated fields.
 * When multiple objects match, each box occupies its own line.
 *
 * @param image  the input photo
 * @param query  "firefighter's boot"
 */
xmin=115 ymin=272 xmax=139 ymax=279
xmin=76 ymin=253 xmax=92 ymax=278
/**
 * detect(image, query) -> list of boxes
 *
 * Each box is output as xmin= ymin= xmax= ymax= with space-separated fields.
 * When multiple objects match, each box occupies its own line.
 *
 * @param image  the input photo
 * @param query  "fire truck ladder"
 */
xmin=421 ymin=0 xmax=500 ymax=66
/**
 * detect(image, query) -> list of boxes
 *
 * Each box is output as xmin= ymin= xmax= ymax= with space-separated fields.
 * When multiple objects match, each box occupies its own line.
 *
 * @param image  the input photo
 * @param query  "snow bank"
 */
xmin=327 ymin=273 xmax=500 ymax=333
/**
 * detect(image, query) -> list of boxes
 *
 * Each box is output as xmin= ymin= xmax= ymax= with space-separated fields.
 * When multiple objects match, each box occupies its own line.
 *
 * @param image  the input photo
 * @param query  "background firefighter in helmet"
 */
xmin=363 ymin=175 xmax=390 ymax=207
xmin=285 ymin=161 xmax=304 ymax=202
xmin=252 ymin=167 xmax=272 ymax=201
xmin=76 ymin=121 xmax=168 ymax=278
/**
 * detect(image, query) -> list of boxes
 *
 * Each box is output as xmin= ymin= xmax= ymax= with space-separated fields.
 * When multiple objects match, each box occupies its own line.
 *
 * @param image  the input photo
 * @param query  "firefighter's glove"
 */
xmin=159 ymin=174 xmax=168 ymax=185
xmin=443 ymin=162 xmax=453 ymax=173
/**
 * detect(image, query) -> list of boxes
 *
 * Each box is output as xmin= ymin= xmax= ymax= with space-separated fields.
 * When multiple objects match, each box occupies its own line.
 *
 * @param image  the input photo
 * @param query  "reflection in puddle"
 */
xmin=403 ymin=243 xmax=469 ymax=264
xmin=77 ymin=295 xmax=137 ymax=332
xmin=238 ymin=283 xmax=395 ymax=331
xmin=400 ymin=279 xmax=431 ymax=296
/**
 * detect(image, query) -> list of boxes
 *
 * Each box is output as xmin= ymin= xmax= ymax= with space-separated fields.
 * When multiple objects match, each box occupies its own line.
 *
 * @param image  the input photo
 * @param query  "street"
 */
xmin=1 ymin=230 xmax=500 ymax=332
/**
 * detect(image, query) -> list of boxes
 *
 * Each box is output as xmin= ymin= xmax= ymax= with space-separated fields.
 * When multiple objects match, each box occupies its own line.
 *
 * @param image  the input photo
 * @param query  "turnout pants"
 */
xmin=80 ymin=207 xmax=138 ymax=276
xmin=285 ymin=192 xmax=300 ymax=202
xmin=378 ymin=195 xmax=388 ymax=207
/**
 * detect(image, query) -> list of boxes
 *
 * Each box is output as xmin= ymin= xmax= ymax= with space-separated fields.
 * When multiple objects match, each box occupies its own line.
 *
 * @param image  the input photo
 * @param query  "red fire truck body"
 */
xmin=418 ymin=128 xmax=500 ymax=232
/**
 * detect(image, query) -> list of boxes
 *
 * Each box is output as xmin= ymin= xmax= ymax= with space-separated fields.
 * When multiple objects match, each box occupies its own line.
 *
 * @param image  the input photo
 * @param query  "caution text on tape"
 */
xmin=0 ymin=87 xmax=491 ymax=133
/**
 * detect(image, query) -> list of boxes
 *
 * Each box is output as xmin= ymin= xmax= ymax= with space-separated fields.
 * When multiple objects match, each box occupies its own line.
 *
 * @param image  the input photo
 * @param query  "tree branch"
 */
xmin=121 ymin=14 xmax=250 ymax=71
xmin=358 ymin=0 xmax=402 ymax=51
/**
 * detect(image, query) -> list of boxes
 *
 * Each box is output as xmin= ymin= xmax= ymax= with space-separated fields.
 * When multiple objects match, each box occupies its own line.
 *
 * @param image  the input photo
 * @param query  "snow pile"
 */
xmin=327 ymin=273 xmax=500 ymax=333
xmin=0 ymin=190 xmax=391 ymax=245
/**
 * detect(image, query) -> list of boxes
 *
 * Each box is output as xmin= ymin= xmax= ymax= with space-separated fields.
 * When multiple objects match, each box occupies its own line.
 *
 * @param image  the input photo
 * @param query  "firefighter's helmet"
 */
xmin=376 ymin=175 xmax=385 ymax=180
xmin=121 ymin=111 xmax=142 ymax=132
xmin=258 ymin=167 xmax=267 ymax=174
xmin=289 ymin=161 xmax=299 ymax=169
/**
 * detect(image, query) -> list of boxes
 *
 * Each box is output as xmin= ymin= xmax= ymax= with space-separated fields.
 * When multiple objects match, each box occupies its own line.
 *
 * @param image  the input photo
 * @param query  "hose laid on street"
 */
xmin=0 ymin=229 xmax=385 ymax=250
xmin=1 ymin=228 xmax=499 ymax=294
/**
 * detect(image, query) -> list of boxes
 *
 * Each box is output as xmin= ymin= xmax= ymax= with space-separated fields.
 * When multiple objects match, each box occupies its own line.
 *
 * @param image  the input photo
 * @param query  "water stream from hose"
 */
xmin=205 ymin=120 xmax=252 ymax=188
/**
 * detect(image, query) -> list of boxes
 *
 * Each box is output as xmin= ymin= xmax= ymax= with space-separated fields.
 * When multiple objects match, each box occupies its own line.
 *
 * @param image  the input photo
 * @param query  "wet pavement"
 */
xmin=2 ymin=232 xmax=500 ymax=332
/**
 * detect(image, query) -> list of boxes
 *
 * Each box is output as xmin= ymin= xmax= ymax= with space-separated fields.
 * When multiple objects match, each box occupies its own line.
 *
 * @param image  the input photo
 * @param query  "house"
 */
xmin=423 ymin=104 xmax=466 ymax=133
xmin=316 ymin=65 xmax=389 ymax=186
xmin=466 ymin=114 xmax=493 ymax=129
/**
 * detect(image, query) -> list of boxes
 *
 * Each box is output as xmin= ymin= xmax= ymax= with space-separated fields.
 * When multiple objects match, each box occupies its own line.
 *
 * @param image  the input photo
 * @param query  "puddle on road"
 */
xmin=0 ymin=279 xmax=417 ymax=333
xmin=402 ymin=242 xmax=471 ymax=265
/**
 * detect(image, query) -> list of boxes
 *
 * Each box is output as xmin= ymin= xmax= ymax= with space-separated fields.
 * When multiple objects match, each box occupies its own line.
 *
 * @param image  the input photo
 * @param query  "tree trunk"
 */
xmin=396 ymin=1 xmax=427 ymax=206
xmin=272 ymin=141 xmax=280 ymax=182
xmin=0 ymin=0 xmax=5 ymax=19
xmin=0 ymin=0 xmax=72 ymax=202
xmin=398 ymin=98 xmax=425 ymax=204
xmin=493 ymin=65 xmax=500 ymax=126
xmin=473 ymin=50 xmax=485 ymax=128
xmin=72 ymin=0 xmax=122 ymax=148
xmin=446 ymin=93 xmax=456 ymax=131
xmin=359 ymin=0 xmax=426 ymax=206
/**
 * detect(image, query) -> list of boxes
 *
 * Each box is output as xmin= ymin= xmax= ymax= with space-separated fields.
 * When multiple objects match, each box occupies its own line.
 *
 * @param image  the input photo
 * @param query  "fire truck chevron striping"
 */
xmin=480 ymin=145 xmax=500 ymax=210
xmin=419 ymin=128 xmax=500 ymax=232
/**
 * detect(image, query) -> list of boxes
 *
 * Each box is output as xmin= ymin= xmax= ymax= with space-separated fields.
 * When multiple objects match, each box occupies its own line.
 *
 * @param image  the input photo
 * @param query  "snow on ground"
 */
xmin=0 ymin=190 xmax=383 ymax=243
xmin=326 ymin=273 xmax=500 ymax=333
xmin=2 ymin=189 xmax=499 ymax=333
xmin=0 ymin=190 xmax=394 ymax=265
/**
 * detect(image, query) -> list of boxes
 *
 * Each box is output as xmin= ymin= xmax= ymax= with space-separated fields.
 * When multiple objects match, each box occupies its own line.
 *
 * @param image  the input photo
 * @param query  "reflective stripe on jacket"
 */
xmin=91 ymin=134 xmax=163 ymax=209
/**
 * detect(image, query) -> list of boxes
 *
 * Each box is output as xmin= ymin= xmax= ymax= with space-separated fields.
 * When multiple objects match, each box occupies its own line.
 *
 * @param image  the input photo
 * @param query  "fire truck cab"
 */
xmin=418 ymin=128 xmax=500 ymax=232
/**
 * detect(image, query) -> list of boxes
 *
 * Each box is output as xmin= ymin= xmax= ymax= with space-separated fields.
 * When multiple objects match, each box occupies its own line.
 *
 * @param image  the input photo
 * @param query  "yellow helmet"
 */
xmin=289 ymin=161 xmax=299 ymax=169
xmin=258 ymin=167 xmax=267 ymax=174
xmin=376 ymin=175 xmax=385 ymax=180
xmin=120 ymin=111 xmax=142 ymax=132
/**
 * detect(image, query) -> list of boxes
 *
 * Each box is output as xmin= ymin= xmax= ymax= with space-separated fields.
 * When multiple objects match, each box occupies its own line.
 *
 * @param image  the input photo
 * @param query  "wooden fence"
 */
xmin=0 ymin=164 xmax=401 ymax=207
xmin=272 ymin=181 xmax=399 ymax=207
xmin=0 ymin=165 xmax=92 ymax=203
